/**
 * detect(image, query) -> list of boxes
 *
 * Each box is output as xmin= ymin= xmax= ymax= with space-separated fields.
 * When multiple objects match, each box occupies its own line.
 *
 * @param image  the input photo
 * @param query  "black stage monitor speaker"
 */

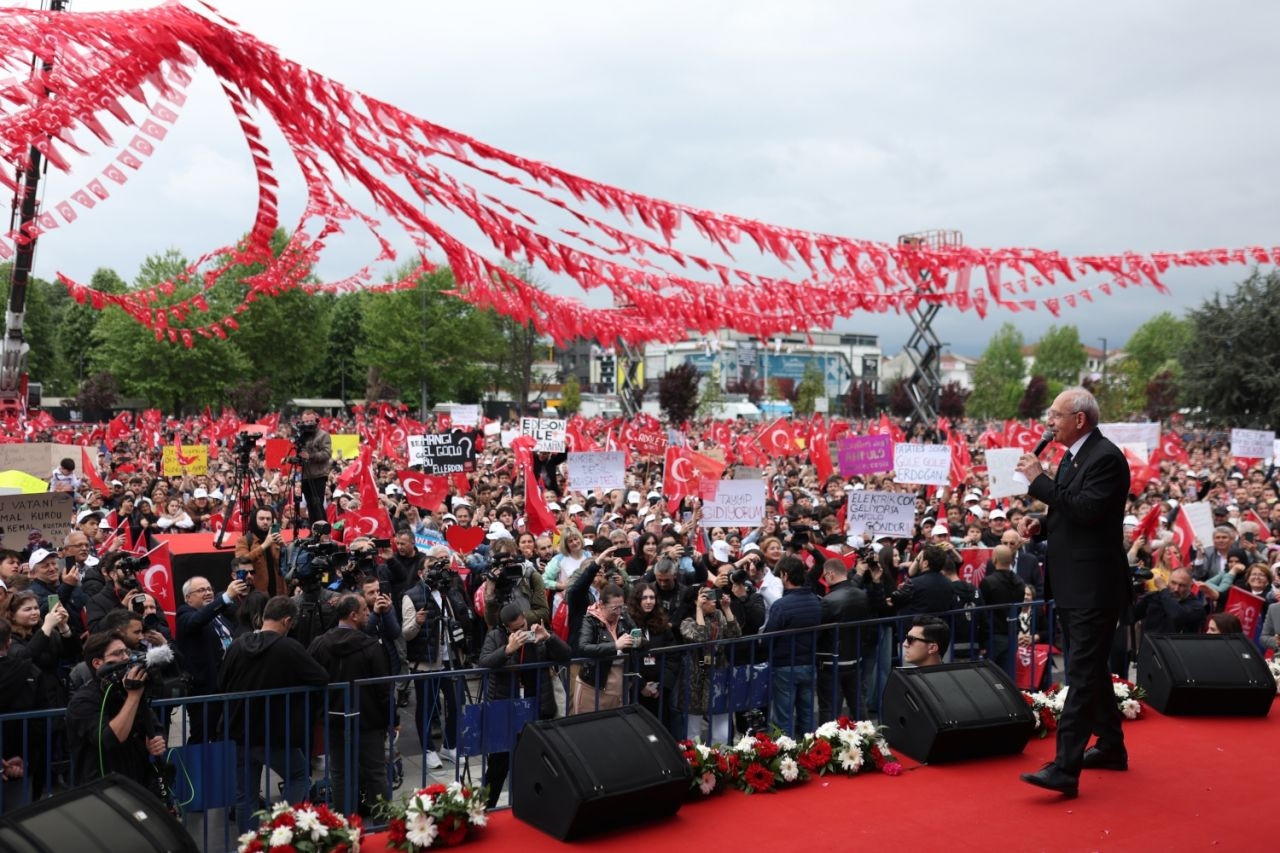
xmin=0 ymin=773 xmax=197 ymax=853
xmin=882 ymin=659 xmax=1036 ymax=764
xmin=510 ymin=704 xmax=690 ymax=840
xmin=1137 ymin=633 xmax=1275 ymax=716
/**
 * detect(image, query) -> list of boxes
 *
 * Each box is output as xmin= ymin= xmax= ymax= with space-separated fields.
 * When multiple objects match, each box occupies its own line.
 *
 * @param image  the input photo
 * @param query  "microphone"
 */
xmin=1031 ymin=430 xmax=1056 ymax=457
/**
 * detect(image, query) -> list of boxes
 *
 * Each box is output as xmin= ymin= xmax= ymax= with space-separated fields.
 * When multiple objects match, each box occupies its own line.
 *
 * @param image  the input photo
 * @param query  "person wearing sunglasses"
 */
xmin=901 ymin=616 xmax=948 ymax=668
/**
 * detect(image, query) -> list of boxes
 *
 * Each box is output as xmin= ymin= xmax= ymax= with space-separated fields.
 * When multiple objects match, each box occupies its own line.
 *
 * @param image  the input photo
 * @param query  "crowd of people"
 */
xmin=1 ymin=403 xmax=1277 ymax=819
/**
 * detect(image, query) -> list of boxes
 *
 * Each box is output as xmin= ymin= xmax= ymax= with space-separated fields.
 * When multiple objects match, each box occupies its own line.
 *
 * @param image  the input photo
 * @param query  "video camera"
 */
xmin=232 ymin=431 xmax=256 ymax=466
xmin=113 ymin=555 xmax=147 ymax=591
xmin=485 ymin=553 xmax=525 ymax=598
xmin=422 ymin=556 xmax=453 ymax=592
xmin=294 ymin=418 xmax=317 ymax=444
xmin=291 ymin=535 xmax=348 ymax=588
xmin=97 ymin=644 xmax=187 ymax=699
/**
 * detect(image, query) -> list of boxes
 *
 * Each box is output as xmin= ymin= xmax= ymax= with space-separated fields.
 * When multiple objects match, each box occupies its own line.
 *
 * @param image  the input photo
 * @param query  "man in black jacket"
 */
xmin=817 ymin=557 xmax=876 ymax=722
xmin=1016 ymin=387 xmax=1132 ymax=797
xmin=310 ymin=594 xmax=392 ymax=815
xmin=220 ymin=596 xmax=329 ymax=826
xmin=478 ymin=602 xmax=570 ymax=808
xmin=889 ymin=544 xmax=960 ymax=615
xmin=176 ymin=573 xmax=246 ymax=741
xmin=85 ymin=554 xmax=147 ymax=633
xmin=1134 ymin=569 xmax=1211 ymax=634
xmin=979 ymin=545 xmax=1026 ymax=669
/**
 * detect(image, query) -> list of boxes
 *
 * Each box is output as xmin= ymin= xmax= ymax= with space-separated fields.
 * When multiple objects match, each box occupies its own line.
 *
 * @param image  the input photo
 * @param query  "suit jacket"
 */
xmin=1027 ymin=429 xmax=1131 ymax=610
xmin=176 ymin=597 xmax=238 ymax=695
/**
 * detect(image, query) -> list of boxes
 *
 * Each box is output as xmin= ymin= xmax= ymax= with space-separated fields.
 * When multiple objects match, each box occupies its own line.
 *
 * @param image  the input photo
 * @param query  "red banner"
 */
xmin=1223 ymin=586 xmax=1265 ymax=639
xmin=957 ymin=547 xmax=993 ymax=587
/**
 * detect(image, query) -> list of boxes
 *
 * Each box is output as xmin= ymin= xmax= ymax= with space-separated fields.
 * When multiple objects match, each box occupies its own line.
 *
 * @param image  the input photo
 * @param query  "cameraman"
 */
xmin=341 ymin=537 xmax=388 ymax=593
xmin=65 ymin=631 xmax=165 ymax=788
xmin=295 ymin=410 xmax=332 ymax=525
xmin=401 ymin=546 xmax=472 ymax=769
xmin=1134 ymin=568 xmax=1212 ymax=634
xmin=482 ymin=537 xmax=550 ymax=630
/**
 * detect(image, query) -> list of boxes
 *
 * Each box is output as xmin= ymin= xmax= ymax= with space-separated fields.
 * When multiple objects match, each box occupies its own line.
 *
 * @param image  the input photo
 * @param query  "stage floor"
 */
xmin=397 ymin=707 xmax=1274 ymax=852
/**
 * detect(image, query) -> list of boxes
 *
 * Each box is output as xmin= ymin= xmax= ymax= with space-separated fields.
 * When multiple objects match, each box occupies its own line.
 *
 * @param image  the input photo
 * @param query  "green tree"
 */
xmin=1181 ymin=269 xmax=1280 ymax=427
xmin=358 ymin=264 xmax=504 ymax=409
xmin=697 ymin=367 xmax=726 ymax=417
xmin=89 ymin=249 xmax=251 ymax=411
xmin=1124 ymin=312 xmax=1192 ymax=384
xmin=793 ymin=362 xmax=825 ymax=416
xmin=0 ymin=263 xmax=59 ymax=390
xmin=658 ymin=362 xmax=699 ymax=425
xmin=560 ymin=373 xmax=581 ymax=416
xmin=1031 ymin=325 xmax=1086 ymax=386
xmin=54 ymin=268 xmax=126 ymax=394
xmin=968 ymin=323 xmax=1026 ymax=419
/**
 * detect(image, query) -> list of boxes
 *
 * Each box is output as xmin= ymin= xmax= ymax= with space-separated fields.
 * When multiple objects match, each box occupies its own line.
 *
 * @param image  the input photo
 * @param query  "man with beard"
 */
xmin=234 ymin=505 xmax=287 ymax=597
xmin=295 ymin=410 xmax=332 ymax=525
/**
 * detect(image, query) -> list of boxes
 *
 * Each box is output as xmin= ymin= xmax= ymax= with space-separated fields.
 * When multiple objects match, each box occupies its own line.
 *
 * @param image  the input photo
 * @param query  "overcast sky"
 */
xmin=22 ymin=0 xmax=1280 ymax=356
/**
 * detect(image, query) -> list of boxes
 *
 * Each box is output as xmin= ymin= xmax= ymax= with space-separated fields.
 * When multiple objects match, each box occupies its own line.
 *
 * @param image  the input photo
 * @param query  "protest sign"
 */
xmin=1099 ymin=422 xmax=1161 ymax=455
xmin=733 ymin=466 xmax=763 ymax=481
xmin=0 ymin=443 xmax=91 ymax=479
xmin=567 ymin=451 xmax=625 ymax=492
xmin=845 ymin=490 xmax=917 ymax=537
xmin=451 ymin=404 xmax=479 ymax=428
xmin=161 ymin=444 xmax=208 ymax=476
xmin=699 ymin=479 xmax=766 ymax=527
xmin=628 ymin=424 xmax=667 ymax=456
xmin=892 ymin=443 xmax=951 ymax=486
xmin=1231 ymin=428 xmax=1274 ymax=459
xmin=408 ymin=431 xmax=476 ymax=474
xmin=1181 ymin=501 xmax=1216 ymax=550
xmin=500 ymin=429 xmax=519 ymax=448
xmin=0 ymin=492 xmax=74 ymax=551
xmin=414 ymin=528 xmax=450 ymax=555
xmin=837 ymin=435 xmax=892 ymax=477
xmin=484 ymin=421 xmax=501 ymax=437
xmin=331 ymin=434 xmax=360 ymax=460
xmin=985 ymin=447 xmax=1028 ymax=499
xmin=520 ymin=417 xmax=566 ymax=452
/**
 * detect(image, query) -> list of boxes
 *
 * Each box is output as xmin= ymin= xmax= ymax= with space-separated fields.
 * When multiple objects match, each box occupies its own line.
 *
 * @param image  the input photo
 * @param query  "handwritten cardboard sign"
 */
xmin=1231 ymin=428 xmax=1274 ymax=459
xmin=837 ymin=435 xmax=893 ymax=477
xmin=699 ymin=480 xmax=766 ymax=527
xmin=845 ymin=490 xmax=916 ymax=537
xmin=892 ymin=443 xmax=951 ymax=487
xmin=520 ymin=417 xmax=567 ymax=453
xmin=567 ymin=451 xmax=625 ymax=492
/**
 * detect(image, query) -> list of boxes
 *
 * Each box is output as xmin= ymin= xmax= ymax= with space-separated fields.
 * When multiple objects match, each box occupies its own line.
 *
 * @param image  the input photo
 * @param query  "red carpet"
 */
xmin=364 ymin=707 xmax=1274 ymax=852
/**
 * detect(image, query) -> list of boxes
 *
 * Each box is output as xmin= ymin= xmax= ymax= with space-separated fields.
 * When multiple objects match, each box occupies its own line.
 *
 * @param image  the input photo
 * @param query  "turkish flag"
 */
xmin=758 ymin=418 xmax=799 ymax=458
xmin=523 ymin=462 xmax=558 ymax=536
xmin=350 ymin=445 xmax=394 ymax=539
xmin=81 ymin=447 xmax=108 ymax=493
xmin=1168 ymin=505 xmax=1195 ymax=564
xmin=1122 ymin=446 xmax=1157 ymax=495
xmin=807 ymin=419 xmax=833 ymax=483
xmin=139 ymin=541 xmax=178 ymax=635
xmin=397 ymin=469 xmax=447 ymax=511
xmin=107 ymin=412 xmax=132 ymax=442
xmin=1151 ymin=431 xmax=1188 ymax=466
xmin=264 ymin=437 xmax=294 ymax=471
xmin=1133 ymin=503 xmax=1162 ymax=544
xmin=663 ymin=445 xmax=727 ymax=504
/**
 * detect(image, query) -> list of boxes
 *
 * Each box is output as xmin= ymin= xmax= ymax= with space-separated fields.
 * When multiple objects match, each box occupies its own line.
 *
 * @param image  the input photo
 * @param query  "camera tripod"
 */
xmin=214 ymin=432 xmax=272 ymax=550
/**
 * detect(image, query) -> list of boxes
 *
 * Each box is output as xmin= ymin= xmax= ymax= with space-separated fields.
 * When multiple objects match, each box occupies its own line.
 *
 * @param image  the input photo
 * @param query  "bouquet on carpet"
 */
xmin=678 ymin=739 xmax=739 ymax=796
xmin=374 ymin=782 xmax=488 ymax=850
xmin=729 ymin=731 xmax=807 ymax=794
xmin=798 ymin=716 xmax=902 ymax=777
xmin=237 ymin=802 xmax=362 ymax=853
xmin=1024 ymin=676 xmax=1148 ymax=738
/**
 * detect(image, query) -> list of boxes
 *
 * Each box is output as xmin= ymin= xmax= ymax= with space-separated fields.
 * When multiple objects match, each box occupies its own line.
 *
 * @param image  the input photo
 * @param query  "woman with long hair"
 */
xmin=542 ymin=524 xmax=590 ymax=593
xmin=626 ymin=532 xmax=660 ymax=578
xmin=627 ymin=582 xmax=677 ymax=724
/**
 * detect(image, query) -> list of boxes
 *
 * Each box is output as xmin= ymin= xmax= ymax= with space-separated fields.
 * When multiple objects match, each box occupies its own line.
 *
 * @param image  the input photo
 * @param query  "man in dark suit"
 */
xmin=176 ymin=574 xmax=247 ymax=741
xmin=1015 ymin=387 xmax=1131 ymax=798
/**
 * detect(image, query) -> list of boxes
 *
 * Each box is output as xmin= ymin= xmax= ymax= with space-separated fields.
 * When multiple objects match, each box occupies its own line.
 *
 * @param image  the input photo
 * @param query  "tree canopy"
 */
xmin=968 ymin=322 xmax=1025 ymax=419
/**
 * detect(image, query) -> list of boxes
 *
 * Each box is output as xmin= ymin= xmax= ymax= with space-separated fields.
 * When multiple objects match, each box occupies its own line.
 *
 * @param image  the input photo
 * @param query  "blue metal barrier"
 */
xmin=0 ymin=599 xmax=1056 ymax=851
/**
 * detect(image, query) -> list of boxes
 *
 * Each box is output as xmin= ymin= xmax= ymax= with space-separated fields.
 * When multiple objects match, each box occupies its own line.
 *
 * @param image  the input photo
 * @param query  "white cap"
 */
xmin=846 ymin=534 xmax=865 ymax=550
xmin=711 ymin=540 xmax=732 ymax=562
xmin=931 ymin=524 xmax=950 ymax=536
xmin=742 ymin=542 xmax=761 ymax=555
xmin=627 ymin=490 xmax=641 ymax=505
xmin=568 ymin=504 xmax=585 ymax=515
xmin=672 ymin=523 xmax=683 ymax=534
xmin=443 ymin=513 xmax=457 ymax=522
xmin=333 ymin=488 xmax=347 ymax=498
xmin=989 ymin=509 xmax=1007 ymax=520
xmin=29 ymin=548 xmax=54 ymax=567
xmin=607 ymin=513 xmax=623 ymax=522
xmin=547 ymin=501 xmax=562 ymax=511
xmin=1123 ymin=515 xmax=1140 ymax=527
xmin=486 ymin=521 xmax=513 ymax=541
xmin=109 ymin=479 xmax=123 ymax=487
xmin=647 ymin=490 xmax=662 ymax=500
xmin=192 ymin=487 xmax=209 ymax=499
xmin=76 ymin=508 xmax=102 ymax=524
xmin=98 ymin=517 xmax=112 ymax=529
xmin=967 ymin=507 xmax=984 ymax=519
xmin=964 ymin=491 xmax=982 ymax=503
xmin=453 ymin=496 xmax=473 ymax=507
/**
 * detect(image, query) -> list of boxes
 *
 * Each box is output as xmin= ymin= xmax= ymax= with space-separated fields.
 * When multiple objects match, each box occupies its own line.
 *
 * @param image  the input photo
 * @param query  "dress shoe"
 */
xmin=1082 ymin=746 xmax=1128 ymax=771
xmin=1019 ymin=762 xmax=1078 ymax=798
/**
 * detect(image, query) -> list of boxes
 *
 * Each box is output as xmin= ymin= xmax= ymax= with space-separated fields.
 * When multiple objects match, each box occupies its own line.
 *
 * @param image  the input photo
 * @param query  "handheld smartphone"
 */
xmin=681 ymin=511 xmax=693 ymax=522
xmin=629 ymin=628 xmax=642 ymax=642
xmin=46 ymin=593 xmax=59 ymax=611
xmin=270 ymin=523 xmax=282 ymax=535
xmin=235 ymin=569 xmax=249 ymax=583
xmin=615 ymin=546 xmax=633 ymax=559
xmin=63 ymin=556 xmax=76 ymax=571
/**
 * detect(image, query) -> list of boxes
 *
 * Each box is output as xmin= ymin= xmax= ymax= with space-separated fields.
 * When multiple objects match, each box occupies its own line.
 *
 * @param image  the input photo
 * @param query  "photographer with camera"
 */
xmin=235 ymin=504 xmax=288 ymax=597
xmin=360 ymin=575 xmax=402 ymax=675
xmin=294 ymin=410 xmax=332 ymax=525
xmin=65 ymin=631 xmax=165 ymax=790
xmin=85 ymin=552 xmax=153 ymax=634
xmin=401 ymin=545 xmax=472 ymax=769
xmin=481 ymin=537 xmax=550 ymax=630
xmin=1133 ymin=568 xmax=1212 ymax=634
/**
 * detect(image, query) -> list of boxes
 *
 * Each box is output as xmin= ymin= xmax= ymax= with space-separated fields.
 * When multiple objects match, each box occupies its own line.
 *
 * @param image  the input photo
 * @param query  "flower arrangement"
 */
xmin=237 ymin=802 xmax=362 ymax=853
xmin=729 ymin=731 xmax=807 ymax=794
xmin=800 ymin=716 xmax=902 ymax=777
xmin=678 ymin=739 xmax=739 ymax=796
xmin=1023 ymin=676 xmax=1149 ymax=738
xmin=1267 ymin=657 xmax=1280 ymax=694
xmin=374 ymin=782 xmax=488 ymax=851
